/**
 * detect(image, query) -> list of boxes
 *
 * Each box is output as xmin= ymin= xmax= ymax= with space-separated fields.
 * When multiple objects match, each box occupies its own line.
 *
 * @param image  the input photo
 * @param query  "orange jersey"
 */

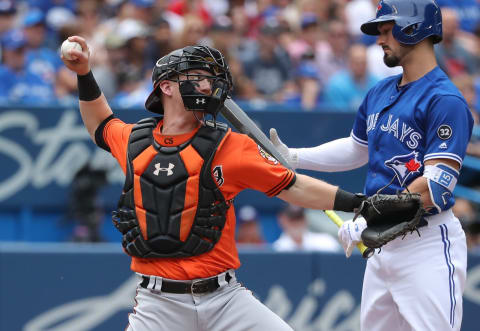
xmin=100 ymin=118 xmax=295 ymax=279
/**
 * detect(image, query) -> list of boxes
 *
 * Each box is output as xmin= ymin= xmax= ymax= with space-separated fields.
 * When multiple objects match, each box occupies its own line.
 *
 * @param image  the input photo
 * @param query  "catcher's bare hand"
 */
xmin=60 ymin=36 xmax=91 ymax=76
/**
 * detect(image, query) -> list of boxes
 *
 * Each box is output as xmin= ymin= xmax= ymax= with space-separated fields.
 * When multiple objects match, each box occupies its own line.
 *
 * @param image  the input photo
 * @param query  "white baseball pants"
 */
xmin=361 ymin=210 xmax=467 ymax=331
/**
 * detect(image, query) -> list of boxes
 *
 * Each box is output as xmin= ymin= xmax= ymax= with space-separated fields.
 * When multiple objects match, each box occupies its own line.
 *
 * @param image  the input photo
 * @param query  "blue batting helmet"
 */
xmin=361 ymin=0 xmax=442 ymax=45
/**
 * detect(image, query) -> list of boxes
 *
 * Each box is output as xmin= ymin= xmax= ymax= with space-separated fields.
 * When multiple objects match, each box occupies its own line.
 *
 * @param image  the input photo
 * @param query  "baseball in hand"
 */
xmin=61 ymin=39 xmax=82 ymax=60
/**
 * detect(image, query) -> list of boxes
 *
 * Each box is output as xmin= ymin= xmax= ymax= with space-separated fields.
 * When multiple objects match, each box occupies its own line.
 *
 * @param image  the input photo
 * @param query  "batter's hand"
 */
xmin=337 ymin=217 xmax=367 ymax=258
xmin=60 ymin=36 xmax=91 ymax=76
xmin=269 ymin=128 xmax=298 ymax=169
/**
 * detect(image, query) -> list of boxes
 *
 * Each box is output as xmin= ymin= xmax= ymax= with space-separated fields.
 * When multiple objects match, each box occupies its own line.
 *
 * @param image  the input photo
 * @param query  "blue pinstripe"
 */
xmin=440 ymin=224 xmax=456 ymax=328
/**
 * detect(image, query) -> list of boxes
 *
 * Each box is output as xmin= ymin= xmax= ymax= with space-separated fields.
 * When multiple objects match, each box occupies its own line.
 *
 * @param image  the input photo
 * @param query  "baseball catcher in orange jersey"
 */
xmin=61 ymin=36 xmax=369 ymax=330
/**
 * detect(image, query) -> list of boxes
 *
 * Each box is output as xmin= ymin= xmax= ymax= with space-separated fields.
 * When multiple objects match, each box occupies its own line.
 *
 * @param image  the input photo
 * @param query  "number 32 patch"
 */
xmin=437 ymin=124 xmax=452 ymax=140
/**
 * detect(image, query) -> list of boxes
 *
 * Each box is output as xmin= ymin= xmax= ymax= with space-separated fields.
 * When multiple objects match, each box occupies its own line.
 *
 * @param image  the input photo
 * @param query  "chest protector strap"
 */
xmin=112 ymin=117 xmax=230 ymax=258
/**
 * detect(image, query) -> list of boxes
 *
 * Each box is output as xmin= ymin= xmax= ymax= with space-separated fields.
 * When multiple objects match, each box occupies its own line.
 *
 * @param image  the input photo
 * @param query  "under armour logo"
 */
xmin=153 ymin=163 xmax=174 ymax=176
xmin=196 ymin=98 xmax=206 ymax=104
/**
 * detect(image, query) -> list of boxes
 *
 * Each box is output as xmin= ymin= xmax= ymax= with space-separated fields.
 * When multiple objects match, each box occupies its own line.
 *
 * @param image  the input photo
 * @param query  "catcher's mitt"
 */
xmin=355 ymin=193 xmax=425 ymax=249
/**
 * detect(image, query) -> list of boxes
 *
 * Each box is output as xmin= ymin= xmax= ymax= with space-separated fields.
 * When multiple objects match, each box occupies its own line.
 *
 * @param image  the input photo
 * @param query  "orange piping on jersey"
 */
xmin=178 ymin=145 xmax=204 ymax=241
xmin=266 ymin=170 xmax=294 ymax=196
xmin=132 ymin=145 xmax=157 ymax=239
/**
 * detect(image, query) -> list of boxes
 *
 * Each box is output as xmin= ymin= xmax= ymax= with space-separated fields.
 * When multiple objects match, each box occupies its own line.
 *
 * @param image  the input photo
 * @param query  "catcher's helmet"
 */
xmin=145 ymin=45 xmax=233 ymax=115
xmin=361 ymin=0 xmax=442 ymax=45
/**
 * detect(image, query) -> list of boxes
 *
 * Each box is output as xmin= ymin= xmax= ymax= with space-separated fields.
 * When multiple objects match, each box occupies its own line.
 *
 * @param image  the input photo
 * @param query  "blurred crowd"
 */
xmin=0 ymin=0 xmax=478 ymax=112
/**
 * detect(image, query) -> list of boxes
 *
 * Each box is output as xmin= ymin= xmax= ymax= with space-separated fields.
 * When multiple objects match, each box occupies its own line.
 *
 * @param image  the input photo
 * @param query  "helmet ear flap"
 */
xmin=145 ymin=82 xmax=164 ymax=113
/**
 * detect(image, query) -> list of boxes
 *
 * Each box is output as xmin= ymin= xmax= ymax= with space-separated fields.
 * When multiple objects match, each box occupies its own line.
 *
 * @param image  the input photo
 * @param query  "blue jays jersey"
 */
xmin=352 ymin=67 xmax=473 ymax=197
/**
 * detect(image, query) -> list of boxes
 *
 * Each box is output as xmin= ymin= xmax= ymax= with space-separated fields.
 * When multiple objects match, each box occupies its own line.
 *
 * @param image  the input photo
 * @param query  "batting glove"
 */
xmin=337 ymin=217 xmax=367 ymax=258
xmin=269 ymin=128 xmax=298 ymax=169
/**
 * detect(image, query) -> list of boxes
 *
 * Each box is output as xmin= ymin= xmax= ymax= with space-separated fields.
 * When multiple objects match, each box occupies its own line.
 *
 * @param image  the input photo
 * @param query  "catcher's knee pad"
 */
xmin=423 ymin=163 xmax=458 ymax=214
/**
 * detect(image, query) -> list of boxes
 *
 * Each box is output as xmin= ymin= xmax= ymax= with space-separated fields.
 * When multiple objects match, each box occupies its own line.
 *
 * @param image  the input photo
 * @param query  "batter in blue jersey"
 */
xmin=270 ymin=1 xmax=473 ymax=330
xmin=352 ymin=66 xmax=473 ymax=206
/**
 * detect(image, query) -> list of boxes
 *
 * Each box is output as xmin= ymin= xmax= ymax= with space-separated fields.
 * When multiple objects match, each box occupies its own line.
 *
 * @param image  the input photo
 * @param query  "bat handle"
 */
xmin=361 ymin=246 xmax=375 ymax=259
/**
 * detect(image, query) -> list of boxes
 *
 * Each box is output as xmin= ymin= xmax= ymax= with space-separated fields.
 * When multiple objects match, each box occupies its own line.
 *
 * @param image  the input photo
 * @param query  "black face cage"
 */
xmin=156 ymin=46 xmax=233 ymax=93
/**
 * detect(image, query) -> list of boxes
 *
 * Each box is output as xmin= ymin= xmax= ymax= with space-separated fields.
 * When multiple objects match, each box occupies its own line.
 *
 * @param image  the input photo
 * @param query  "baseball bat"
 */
xmin=221 ymin=98 xmax=293 ymax=169
xmin=221 ymin=98 xmax=373 ymax=258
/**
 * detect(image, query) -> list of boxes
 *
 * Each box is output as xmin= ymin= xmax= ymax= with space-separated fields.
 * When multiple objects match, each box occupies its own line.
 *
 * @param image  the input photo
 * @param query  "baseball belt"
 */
xmin=140 ymin=271 xmax=233 ymax=295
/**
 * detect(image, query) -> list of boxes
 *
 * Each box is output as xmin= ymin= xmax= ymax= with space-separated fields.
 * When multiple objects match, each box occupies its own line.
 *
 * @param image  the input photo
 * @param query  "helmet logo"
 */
xmin=377 ymin=3 xmax=382 ymax=12
xmin=196 ymin=98 xmax=206 ymax=104
xmin=156 ymin=58 xmax=174 ymax=67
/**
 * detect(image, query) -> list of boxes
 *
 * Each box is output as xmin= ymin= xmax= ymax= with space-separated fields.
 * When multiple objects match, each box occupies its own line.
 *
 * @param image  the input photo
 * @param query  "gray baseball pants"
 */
xmin=126 ymin=269 xmax=293 ymax=331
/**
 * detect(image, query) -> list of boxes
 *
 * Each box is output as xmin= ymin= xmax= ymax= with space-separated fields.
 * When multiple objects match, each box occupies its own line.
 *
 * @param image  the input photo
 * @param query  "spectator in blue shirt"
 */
xmin=283 ymin=50 xmax=324 ymax=111
xmin=23 ymin=9 xmax=64 ymax=88
xmin=242 ymin=21 xmax=295 ymax=102
xmin=323 ymin=43 xmax=380 ymax=112
xmin=0 ymin=29 xmax=56 ymax=105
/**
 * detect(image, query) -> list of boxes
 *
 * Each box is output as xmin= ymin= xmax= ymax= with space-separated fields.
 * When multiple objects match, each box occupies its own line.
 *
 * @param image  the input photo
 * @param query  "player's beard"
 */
xmin=383 ymin=53 xmax=400 ymax=67
xmin=383 ymin=44 xmax=413 ymax=67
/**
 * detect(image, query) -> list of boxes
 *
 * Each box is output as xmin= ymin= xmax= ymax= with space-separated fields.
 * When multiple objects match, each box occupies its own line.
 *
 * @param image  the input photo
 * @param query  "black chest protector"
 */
xmin=112 ymin=117 xmax=230 ymax=258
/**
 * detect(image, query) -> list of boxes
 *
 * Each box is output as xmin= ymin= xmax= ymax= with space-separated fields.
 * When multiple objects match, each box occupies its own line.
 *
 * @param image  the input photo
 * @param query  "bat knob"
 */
xmin=363 ymin=247 xmax=375 ymax=259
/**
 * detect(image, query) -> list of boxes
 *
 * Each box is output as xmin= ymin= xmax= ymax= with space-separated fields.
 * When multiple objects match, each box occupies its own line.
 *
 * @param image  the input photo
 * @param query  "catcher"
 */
xmin=60 ymin=36 xmax=402 ymax=331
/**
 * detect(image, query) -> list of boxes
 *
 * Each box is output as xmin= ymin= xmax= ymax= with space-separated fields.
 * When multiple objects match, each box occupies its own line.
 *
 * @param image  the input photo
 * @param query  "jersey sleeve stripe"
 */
xmin=350 ymin=132 xmax=368 ymax=146
xmin=424 ymin=153 xmax=463 ymax=165
xmin=266 ymin=170 xmax=293 ymax=197
xmin=266 ymin=170 xmax=295 ymax=197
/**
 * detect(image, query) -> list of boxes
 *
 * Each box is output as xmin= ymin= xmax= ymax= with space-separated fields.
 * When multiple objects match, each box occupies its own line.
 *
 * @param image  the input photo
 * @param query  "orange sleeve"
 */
xmin=214 ymin=132 xmax=295 ymax=197
xmin=102 ymin=118 xmax=134 ymax=173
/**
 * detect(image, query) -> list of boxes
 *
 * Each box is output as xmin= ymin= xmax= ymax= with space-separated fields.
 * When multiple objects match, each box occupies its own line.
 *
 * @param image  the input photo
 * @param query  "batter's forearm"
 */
xmin=405 ymin=176 xmax=433 ymax=208
xmin=406 ymin=158 xmax=460 ymax=211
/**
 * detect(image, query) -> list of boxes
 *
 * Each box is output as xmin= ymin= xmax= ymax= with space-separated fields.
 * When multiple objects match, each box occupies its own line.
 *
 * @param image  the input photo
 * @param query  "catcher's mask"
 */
xmin=145 ymin=45 xmax=233 ymax=117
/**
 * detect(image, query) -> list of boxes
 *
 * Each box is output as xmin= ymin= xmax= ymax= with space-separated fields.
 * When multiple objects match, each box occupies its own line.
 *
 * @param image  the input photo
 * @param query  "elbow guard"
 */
xmin=423 ymin=163 xmax=459 ymax=214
